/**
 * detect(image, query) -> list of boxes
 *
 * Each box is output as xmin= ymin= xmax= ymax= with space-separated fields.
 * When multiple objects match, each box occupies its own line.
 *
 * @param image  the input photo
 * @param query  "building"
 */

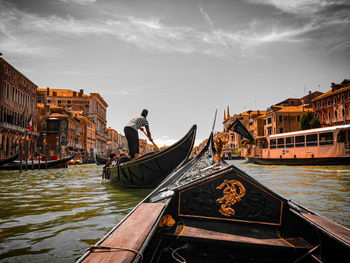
xmin=37 ymin=88 xmax=108 ymax=155
xmin=90 ymin=93 xmax=108 ymax=155
xmin=37 ymin=103 xmax=83 ymax=158
xmin=312 ymin=79 xmax=350 ymax=126
xmin=247 ymin=110 xmax=266 ymax=137
xmin=106 ymin=127 xmax=119 ymax=155
xmin=263 ymin=105 xmax=308 ymax=136
xmin=223 ymin=107 xmax=251 ymax=150
xmin=72 ymin=111 xmax=96 ymax=160
xmin=0 ymin=55 xmax=39 ymax=158
xmin=117 ymin=133 xmax=128 ymax=153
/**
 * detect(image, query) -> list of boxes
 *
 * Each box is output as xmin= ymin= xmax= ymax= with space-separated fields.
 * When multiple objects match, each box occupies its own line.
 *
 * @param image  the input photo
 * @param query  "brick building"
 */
xmin=0 ymin=56 xmax=38 ymax=158
xmin=312 ymin=79 xmax=350 ymax=126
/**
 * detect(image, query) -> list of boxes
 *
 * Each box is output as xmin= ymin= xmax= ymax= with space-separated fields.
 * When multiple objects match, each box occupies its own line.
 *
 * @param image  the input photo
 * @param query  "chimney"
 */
xmin=46 ymin=87 xmax=50 ymax=96
xmin=331 ymin=82 xmax=335 ymax=91
xmin=73 ymin=91 xmax=77 ymax=97
xmin=79 ymin=89 xmax=84 ymax=95
xmin=53 ymin=91 xmax=57 ymax=97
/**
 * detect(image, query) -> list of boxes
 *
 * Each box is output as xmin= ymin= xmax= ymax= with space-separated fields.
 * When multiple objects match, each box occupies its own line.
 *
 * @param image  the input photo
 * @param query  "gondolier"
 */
xmin=124 ymin=109 xmax=153 ymax=159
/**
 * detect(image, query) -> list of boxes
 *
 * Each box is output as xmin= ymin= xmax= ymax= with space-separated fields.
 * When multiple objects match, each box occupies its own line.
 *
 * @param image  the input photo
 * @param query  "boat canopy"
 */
xmin=269 ymin=124 xmax=350 ymax=139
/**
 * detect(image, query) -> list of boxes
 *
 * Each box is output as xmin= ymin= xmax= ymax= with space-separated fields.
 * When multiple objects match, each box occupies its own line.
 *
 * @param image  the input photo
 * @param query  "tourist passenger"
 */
xmin=124 ymin=109 xmax=153 ymax=159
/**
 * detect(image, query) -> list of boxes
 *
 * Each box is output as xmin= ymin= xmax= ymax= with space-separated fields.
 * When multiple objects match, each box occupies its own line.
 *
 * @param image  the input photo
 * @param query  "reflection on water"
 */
xmin=0 ymin=162 xmax=349 ymax=262
xmin=0 ymin=165 xmax=150 ymax=263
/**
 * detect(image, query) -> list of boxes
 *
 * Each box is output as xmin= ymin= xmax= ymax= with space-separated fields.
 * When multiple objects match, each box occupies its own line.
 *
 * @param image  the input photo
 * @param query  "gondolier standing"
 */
xmin=124 ymin=109 xmax=153 ymax=159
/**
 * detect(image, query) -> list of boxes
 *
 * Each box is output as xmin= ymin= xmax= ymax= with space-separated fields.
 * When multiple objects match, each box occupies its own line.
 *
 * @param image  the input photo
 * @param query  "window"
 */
xmin=334 ymin=97 xmax=337 ymax=104
xmin=306 ymin=134 xmax=318 ymax=146
xmin=328 ymin=111 xmax=331 ymax=120
xmin=279 ymin=128 xmax=283 ymax=133
xmin=295 ymin=135 xmax=305 ymax=147
xmin=279 ymin=115 xmax=283 ymax=123
xmin=322 ymin=113 xmax=325 ymax=121
xmin=341 ymin=94 xmax=345 ymax=102
xmin=286 ymin=137 xmax=294 ymax=148
xmin=277 ymin=138 xmax=285 ymax=148
xmin=297 ymin=115 xmax=300 ymax=122
xmin=321 ymin=101 xmax=325 ymax=108
xmin=317 ymin=102 xmax=320 ymax=109
xmin=319 ymin=132 xmax=333 ymax=145
xmin=335 ymin=110 xmax=338 ymax=119
xmin=67 ymin=100 xmax=71 ymax=104
xmin=327 ymin=99 xmax=331 ymax=106
xmin=58 ymin=100 xmax=62 ymax=104
xmin=267 ymin=118 xmax=272 ymax=124
xmin=47 ymin=99 xmax=51 ymax=104
xmin=267 ymin=127 xmax=272 ymax=135
xmin=270 ymin=139 xmax=276 ymax=149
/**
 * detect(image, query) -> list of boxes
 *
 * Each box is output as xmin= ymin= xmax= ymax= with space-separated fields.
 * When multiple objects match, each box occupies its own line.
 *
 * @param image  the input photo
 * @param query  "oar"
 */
xmin=141 ymin=130 xmax=161 ymax=151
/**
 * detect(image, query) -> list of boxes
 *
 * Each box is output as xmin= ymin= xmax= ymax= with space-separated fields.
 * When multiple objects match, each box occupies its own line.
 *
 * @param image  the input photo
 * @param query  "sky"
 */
xmin=1 ymin=0 xmax=349 ymax=146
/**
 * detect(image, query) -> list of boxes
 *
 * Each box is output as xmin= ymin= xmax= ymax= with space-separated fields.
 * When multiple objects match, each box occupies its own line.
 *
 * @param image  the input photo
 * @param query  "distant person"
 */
xmin=124 ymin=109 xmax=153 ymax=159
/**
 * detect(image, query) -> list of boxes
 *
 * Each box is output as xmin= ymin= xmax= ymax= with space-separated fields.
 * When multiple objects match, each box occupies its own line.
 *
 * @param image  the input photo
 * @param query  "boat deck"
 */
xmin=82 ymin=202 xmax=165 ymax=263
xmin=171 ymin=219 xmax=312 ymax=250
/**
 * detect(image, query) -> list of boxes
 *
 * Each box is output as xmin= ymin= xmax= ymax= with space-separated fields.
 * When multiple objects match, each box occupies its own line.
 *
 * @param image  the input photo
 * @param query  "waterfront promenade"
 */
xmin=0 ymin=161 xmax=349 ymax=262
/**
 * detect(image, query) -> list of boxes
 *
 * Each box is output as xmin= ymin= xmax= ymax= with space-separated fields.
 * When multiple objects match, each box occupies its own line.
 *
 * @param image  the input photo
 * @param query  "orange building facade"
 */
xmin=312 ymin=79 xmax=350 ymax=126
xmin=0 ymin=56 xmax=39 ymax=158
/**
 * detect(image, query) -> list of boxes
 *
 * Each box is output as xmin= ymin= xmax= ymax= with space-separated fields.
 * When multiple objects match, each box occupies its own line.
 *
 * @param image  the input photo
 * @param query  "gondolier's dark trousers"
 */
xmin=124 ymin=126 xmax=139 ymax=159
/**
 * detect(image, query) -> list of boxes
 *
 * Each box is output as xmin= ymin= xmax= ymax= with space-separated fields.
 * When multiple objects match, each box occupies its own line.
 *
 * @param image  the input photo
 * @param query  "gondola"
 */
xmin=95 ymin=153 xmax=108 ymax=165
xmin=103 ymin=125 xmax=197 ymax=189
xmin=0 ymin=155 xmax=74 ymax=170
xmin=77 ymin=131 xmax=350 ymax=263
xmin=0 ymin=151 xmax=19 ymax=166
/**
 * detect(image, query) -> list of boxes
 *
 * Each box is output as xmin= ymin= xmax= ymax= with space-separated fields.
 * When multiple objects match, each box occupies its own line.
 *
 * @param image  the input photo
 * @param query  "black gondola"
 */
xmin=103 ymin=125 xmax=197 ymax=189
xmin=0 ymin=152 xmax=19 ymax=166
xmin=77 ymin=131 xmax=350 ymax=263
xmin=95 ymin=153 xmax=109 ymax=165
xmin=0 ymin=155 xmax=74 ymax=170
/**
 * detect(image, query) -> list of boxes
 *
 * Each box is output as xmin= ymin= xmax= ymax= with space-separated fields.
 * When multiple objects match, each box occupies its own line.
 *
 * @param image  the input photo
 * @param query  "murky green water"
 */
xmin=0 ymin=162 xmax=349 ymax=262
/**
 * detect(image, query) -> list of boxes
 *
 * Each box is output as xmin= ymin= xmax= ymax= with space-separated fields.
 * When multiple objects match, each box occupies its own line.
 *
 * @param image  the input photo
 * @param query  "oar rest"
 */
xmin=173 ymin=220 xmax=312 ymax=250
xmin=83 ymin=202 xmax=165 ymax=263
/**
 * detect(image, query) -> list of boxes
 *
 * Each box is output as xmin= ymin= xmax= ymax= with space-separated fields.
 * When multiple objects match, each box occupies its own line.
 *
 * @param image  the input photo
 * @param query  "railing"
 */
xmin=0 ymin=122 xmax=39 ymax=136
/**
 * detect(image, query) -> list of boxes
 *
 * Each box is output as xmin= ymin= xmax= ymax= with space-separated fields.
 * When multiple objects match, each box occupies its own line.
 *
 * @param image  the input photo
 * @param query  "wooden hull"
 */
xmin=105 ymin=125 xmax=197 ymax=189
xmin=248 ymin=156 xmax=350 ymax=166
xmin=77 ymin=132 xmax=350 ymax=263
xmin=0 ymin=155 xmax=74 ymax=170
xmin=0 ymin=152 xmax=19 ymax=166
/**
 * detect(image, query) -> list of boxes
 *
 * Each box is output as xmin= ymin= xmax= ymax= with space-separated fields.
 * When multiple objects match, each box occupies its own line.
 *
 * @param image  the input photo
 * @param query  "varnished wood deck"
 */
xmin=83 ymin=202 xmax=165 ymax=263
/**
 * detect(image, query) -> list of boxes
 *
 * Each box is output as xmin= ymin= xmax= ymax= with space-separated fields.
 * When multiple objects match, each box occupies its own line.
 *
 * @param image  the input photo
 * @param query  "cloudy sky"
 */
xmin=1 ymin=0 xmax=349 ymax=146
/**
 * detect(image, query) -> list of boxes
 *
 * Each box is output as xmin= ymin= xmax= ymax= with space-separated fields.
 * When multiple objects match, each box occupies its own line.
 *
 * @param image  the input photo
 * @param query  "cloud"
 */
xmin=0 ymin=0 xmax=349 ymax=59
xmin=59 ymin=0 xmax=98 ymax=4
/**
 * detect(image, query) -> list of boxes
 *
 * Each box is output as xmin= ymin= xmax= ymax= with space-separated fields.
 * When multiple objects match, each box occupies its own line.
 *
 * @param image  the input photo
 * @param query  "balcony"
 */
xmin=0 ymin=122 xmax=39 ymax=136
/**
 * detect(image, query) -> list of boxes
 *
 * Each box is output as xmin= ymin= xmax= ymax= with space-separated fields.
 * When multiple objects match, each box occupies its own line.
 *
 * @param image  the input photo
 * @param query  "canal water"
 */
xmin=0 ymin=161 xmax=349 ymax=262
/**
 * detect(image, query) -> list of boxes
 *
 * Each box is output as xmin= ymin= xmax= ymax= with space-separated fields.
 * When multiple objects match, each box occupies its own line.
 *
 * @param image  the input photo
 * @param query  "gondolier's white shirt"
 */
xmin=125 ymin=115 xmax=149 ymax=131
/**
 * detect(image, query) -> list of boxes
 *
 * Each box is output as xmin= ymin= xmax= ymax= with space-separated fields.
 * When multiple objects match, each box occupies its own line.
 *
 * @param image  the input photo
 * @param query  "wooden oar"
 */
xmin=141 ymin=130 xmax=161 ymax=151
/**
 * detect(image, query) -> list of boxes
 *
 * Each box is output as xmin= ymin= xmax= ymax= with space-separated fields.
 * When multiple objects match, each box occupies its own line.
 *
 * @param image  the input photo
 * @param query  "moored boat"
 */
xmin=0 ymin=155 xmax=74 ymax=170
xmin=0 ymin=151 xmax=19 ymax=166
xmin=245 ymin=124 xmax=350 ymax=165
xmin=95 ymin=153 xmax=108 ymax=165
xmin=103 ymin=125 xmax=197 ymax=189
xmin=77 ymin=131 xmax=350 ymax=263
